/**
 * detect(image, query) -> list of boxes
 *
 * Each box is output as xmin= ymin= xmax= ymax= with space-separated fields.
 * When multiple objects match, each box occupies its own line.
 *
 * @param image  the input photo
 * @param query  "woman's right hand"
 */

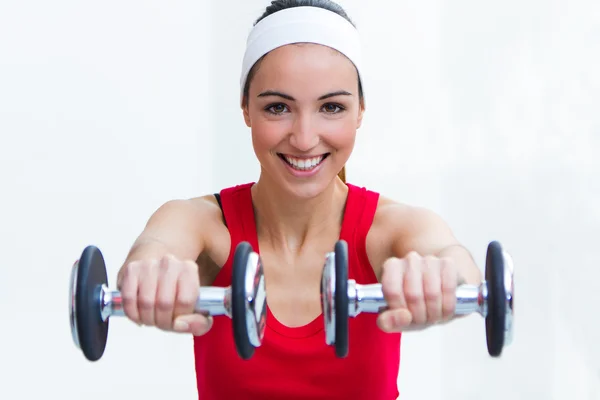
xmin=117 ymin=254 xmax=213 ymax=336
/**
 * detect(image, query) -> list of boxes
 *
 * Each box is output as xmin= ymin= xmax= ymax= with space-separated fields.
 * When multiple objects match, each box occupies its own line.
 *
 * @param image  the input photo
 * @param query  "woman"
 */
xmin=117 ymin=1 xmax=482 ymax=398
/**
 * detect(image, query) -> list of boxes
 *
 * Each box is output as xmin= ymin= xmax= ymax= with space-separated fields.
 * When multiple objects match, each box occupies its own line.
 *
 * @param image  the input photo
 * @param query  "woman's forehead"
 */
xmin=252 ymin=43 xmax=358 ymax=92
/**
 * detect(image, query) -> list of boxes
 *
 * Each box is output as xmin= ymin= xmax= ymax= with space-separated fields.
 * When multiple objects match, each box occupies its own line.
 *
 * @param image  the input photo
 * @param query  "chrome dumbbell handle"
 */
xmin=347 ymin=281 xmax=487 ymax=318
xmin=97 ymin=286 xmax=232 ymax=322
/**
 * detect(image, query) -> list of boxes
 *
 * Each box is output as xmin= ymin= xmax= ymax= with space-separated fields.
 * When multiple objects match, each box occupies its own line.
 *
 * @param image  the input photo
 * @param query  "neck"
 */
xmin=251 ymin=173 xmax=348 ymax=254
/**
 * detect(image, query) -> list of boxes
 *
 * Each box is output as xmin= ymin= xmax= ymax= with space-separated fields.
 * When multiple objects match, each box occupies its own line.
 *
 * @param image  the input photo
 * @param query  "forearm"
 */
xmin=117 ymin=199 xmax=210 ymax=276
xmin=116 ymin=236 xmax=172 ymax=285
xmin=118 ymin=233 xmax=203 ymax=285
xmin=436 ymin=244 xmax=482 ymax=286
xmin=124 ymin=236 xmax=171 ymax=264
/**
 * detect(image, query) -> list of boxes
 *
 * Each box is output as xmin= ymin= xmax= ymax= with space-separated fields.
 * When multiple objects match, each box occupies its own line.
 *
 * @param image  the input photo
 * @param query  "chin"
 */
xmin=283 ymin=179 xmax=331 ymax=199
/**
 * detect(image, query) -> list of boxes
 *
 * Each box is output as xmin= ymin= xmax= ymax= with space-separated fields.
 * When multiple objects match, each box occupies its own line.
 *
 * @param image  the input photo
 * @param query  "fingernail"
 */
xmin=197 ymin=317 xmax=213 ymax=334
xmin=173 ymin=319 xmax=189 ymax=332
xmin=391 ymin=314 xmax=403 ymax=329
xmin=381 ymin=315 xmax=394 ymax=331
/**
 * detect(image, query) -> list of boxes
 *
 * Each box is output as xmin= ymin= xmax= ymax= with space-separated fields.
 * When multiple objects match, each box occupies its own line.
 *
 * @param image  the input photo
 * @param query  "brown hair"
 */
xmin=337 ymin=166 xmax=346 ymax=183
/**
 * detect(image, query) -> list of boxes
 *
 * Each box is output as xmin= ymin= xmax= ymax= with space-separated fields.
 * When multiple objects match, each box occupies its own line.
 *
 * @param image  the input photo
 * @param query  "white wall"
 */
xmin=0 ymin=0 xmax=598 ymax=398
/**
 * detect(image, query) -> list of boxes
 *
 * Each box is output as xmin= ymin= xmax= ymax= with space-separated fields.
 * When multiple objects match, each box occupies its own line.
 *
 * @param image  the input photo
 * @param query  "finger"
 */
xmin=423 ymin=256 xmax=442 ymax=324
xmin=377 ymin=308 xmax=412 ymax=332
xmin=155 ymin=256 xmax=179 ymax=331
xmin=120 ymin=262 xmax=141 ymax=324
xmin=379 ymin=257 xmax=411 ymax=331
xmin=381 ymin=257 xmax=407 ymax=310
xmin=404 ymin=252 xmax=426 ymax=326
xmin=173 ymin=314 xmax=213 ymax=336
xmin=441 ymin=258 xmax=458 ymax=321
xmin=173 ymin=260 xmax=200 ymax=320
xmin=137 ymin=260 xmax=159 ymax=326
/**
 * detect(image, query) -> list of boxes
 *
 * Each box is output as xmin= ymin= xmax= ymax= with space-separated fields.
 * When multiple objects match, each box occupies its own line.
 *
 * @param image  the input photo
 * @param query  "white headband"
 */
xmin=240 ymin=6 xmax=363 ymax=105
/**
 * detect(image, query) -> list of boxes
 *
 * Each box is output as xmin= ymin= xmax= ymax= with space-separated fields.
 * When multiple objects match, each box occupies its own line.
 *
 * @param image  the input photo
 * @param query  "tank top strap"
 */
xmin=216 ymin=183 xmax=258 ymax=284
xmin=340 ymin=183 xmax=380 ymax=284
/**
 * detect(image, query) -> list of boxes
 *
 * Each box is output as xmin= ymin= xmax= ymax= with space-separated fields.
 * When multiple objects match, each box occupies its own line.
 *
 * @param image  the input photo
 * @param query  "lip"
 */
xmin=278 ymin=153 xmax=329 ymax=178
xmin=279 ymin=153 xmax=327 ymax=160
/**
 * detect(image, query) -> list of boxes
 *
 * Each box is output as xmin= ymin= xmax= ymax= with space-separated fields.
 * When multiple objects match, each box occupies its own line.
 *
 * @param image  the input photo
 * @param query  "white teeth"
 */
xmin=283 ymin=155 xmax=325 ymax=170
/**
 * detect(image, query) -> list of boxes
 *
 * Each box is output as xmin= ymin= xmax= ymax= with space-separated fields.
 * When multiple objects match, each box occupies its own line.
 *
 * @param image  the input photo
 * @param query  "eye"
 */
xmin=321 ymin=103 xmax=345 ymax=114
xmin=266 ymin=103 xmax=289 ymax=114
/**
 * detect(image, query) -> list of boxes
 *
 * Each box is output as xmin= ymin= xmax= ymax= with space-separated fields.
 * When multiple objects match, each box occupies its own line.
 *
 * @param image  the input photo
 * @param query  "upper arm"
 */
xmin=125 ymin=195 xmax=227 ymax=263
xmin=367 ymin=197 xmax=462 ymax=278
xmin=387 ymin=204 xmax=461 ymax=258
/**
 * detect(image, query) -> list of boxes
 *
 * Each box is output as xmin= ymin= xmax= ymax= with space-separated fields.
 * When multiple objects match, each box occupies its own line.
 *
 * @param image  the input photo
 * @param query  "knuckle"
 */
xmin=441 ymin=259 xmax=457 ymax=274
xmin=442 ymin=303 xmax=455 ymax=318
xmin=183 ymin=261 xmax=199 ymax=278
xmin=138 ymin=295 xmax=155 ymax=310
xmin=121 ymin=290 xmax=137 ymax=304
xmin=160 ymin=254 xmax=175 ymax=267
xmin=405 ymin=251 xmax=421 ymax=262
xmin=406 ymin=259 xmax=422 ymax=273
xmin=441 ymin=256 xmax=455 ymax=266
xmin=177 ymin=292 xmax=196 ymax=309
xmin=404 ymin=287 xmax=422 ymax=303
xmin=441 ymin=275 xmax=458 ymax=292
xmin=156 ymin=297 xmax=174 ymax=312
xmin=159 ymin=256 xmax=171 ymax=270
xmin=382 ymin=284 xmax=401 ymax=299
xmin=423 ymin=255 xmax=439 ymax=266
xmin=124 ymin=262 xmax=139 ymax=276
xmin=382 ymin=257 xmax=402 ymax=271
xmin=424 ymin=286 xmax=440 ymax=302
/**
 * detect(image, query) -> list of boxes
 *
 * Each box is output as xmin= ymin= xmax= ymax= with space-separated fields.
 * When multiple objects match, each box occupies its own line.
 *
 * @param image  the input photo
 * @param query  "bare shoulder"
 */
xmin=150 ymin=194 xmax=222 ymax=235
xmin=181 ymin=194 xmax=231 ymax=265
xmin=140 ymin=194 xmax=230 ymax=264
xmin=366 ymin=195 xmax=458 ymax=278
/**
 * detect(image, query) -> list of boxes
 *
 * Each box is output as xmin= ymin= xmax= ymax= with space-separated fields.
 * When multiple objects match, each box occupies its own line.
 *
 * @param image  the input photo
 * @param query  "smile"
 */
xmin=277 ymin=153 xmax=329 ymax=171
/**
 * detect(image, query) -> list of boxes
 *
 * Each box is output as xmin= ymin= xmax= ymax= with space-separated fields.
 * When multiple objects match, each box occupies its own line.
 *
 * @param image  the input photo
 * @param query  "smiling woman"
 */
xmin=242 ymin=41 xmax=363 ymax=198
xmin=115 ymin=0 xmax=484 ymax=399
xmin=241 ymin=3 xmax=364 ymax=196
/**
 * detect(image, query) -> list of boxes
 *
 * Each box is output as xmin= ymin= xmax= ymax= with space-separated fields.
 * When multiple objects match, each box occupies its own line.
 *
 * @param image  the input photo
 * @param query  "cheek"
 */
xmin=320 ymin=118 xmax=357 ymax=150
xmin=250 ymin=116 xmax=290 ymax=152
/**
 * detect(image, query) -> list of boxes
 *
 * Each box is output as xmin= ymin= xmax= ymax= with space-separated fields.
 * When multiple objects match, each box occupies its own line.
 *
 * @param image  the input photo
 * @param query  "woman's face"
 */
xmin=243 ymin=43 xmax=364 ymax=199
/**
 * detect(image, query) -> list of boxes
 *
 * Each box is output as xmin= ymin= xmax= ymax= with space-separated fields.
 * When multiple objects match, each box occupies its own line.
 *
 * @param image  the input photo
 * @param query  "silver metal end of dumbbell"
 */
xmin=503 ymin=249 xmax=514 ymax=346
xmin=69 ymin=259 xmax=81 ymax=350
xmin=348 ymin=281 xmax=388 ymax=316
xmin=100 ymin=286 xmax=123 ymax=321
xmin=245 ymin=252 xmax=266 ymax=348
xmin=455 ymin=283 xmax=487 ymax=317
xmin=322 ymin=251 xmax=335 ymax=346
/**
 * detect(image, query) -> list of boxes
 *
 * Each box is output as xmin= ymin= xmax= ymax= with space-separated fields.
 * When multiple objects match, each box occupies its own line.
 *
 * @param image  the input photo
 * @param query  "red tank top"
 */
xmin=193 ymin=183 xmax=402 ymax=399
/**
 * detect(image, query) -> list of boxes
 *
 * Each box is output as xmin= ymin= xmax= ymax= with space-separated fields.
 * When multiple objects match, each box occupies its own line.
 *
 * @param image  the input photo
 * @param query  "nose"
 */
xmin=289 ymin=113 xmax=319 ymax=152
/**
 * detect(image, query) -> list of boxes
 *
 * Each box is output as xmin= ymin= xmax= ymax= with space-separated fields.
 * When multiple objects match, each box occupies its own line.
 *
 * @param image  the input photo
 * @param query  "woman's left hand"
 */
xmin=377 ymin=251 xmax=460 ymax=333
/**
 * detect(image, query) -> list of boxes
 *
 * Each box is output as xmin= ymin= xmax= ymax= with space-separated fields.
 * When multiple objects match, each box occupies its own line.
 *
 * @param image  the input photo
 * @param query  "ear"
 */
xmin=356 ymin=98 xmax=365 ymax=129
xmin=242 ymin=99 xmax=251 ymax=128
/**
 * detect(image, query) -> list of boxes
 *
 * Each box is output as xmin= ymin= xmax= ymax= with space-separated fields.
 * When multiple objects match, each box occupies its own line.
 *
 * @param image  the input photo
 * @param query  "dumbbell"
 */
xmin=320 ymin=240 xmax=514 ymax=358
xmin=69 ymin=241 xmax=267 ymax=361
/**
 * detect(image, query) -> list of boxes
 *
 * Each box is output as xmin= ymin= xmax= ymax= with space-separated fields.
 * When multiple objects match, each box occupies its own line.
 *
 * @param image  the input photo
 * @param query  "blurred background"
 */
xmin=0 ymin=0 xmax=598 ymax=398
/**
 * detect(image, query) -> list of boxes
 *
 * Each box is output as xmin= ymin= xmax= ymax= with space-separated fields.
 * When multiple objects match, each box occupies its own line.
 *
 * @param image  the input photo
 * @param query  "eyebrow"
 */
xmin=257 ymin=90 xmax=353 ymax=101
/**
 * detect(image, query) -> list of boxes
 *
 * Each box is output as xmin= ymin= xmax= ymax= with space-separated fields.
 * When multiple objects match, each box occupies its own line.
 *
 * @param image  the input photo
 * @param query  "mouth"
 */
xmin=277 ymin=153 xmax=330 ymax=171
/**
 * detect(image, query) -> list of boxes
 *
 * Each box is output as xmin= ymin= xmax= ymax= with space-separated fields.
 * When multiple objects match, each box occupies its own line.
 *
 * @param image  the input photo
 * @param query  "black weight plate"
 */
xmin=334 ymin=240 xmax=349 ymax=358
xmin=231 ymin=241 xmax=255 ymax=360
xmin=76 ymin=245 xmax=109 ymax=361
xmin=485 ymin=241 xmax=506 ymax=357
